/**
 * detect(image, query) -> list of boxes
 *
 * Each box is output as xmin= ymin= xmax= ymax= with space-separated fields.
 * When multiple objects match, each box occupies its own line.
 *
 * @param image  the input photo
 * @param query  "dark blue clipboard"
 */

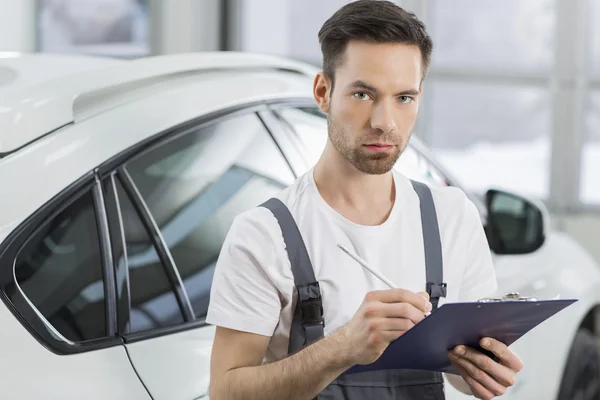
xmin=344 ymin=299 xmax=577 ymax=375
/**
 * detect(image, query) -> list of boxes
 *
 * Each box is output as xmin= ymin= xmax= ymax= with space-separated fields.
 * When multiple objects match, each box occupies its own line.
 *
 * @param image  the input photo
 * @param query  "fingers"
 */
xmin=363 ymin=301 xmax=427 ymax=325
xmin=371 ymin=316 xmax=417 ymax=332
xmin=450 ymin=361 xmax=497 ymax=400
xmin=480 ymin=338 xmax=524 ymax=372
xmin=451 ymin=345 xmax=515 ymax=388
xmin=366 ymin=288 xmax=432 ymax=313
xmin=382 ymin=302 xmax=427 ymax=324
xmin=364 ymin=319 xmax=414 ymax=345
xmin=449 ymin=352 xmax=508 ymax=397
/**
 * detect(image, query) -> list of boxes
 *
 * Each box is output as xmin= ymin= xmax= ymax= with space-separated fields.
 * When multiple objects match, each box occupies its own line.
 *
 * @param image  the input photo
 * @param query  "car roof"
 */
xmin=0 ymin=52 xmax=319 ymax=157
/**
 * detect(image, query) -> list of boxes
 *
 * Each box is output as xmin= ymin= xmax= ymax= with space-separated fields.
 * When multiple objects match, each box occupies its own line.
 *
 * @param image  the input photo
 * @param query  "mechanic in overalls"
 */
xmin=207 ymin=1 xmax=524 ymax=399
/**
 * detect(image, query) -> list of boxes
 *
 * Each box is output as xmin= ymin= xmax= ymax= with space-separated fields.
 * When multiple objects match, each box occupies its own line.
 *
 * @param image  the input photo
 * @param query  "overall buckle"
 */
xmin=299 ymin=297 xmax=325 ymax=327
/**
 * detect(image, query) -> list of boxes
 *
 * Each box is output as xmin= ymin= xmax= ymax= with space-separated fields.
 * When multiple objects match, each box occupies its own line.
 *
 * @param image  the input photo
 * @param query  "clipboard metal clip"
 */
xmin=478 ymin=292 xmax=538 ymax=303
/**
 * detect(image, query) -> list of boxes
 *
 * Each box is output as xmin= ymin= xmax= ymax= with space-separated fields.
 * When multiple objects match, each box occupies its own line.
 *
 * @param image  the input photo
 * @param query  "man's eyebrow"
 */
xmin=396 ymin=89 xmax=420 ymax=96
xmin=349 ymin=80 xmax=378 ymax=92
xmin=348 ymin=80 xmax=419 ymax=96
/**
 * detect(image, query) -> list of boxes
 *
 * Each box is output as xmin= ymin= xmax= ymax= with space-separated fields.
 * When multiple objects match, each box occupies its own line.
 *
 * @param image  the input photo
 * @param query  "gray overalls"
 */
xmin=260 ymin=180 xmax=448 ymax=399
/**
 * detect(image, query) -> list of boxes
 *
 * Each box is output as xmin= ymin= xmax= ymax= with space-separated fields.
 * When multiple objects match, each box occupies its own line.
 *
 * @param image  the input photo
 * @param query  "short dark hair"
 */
xmin=318 ymin=0 xmax=433 ymax=87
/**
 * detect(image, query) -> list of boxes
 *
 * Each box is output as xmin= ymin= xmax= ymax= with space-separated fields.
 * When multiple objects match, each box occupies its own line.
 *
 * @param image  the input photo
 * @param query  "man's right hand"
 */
xmin=336 ymin=289 xmax=432 ymax=366
xmin=209 ymin=289 xmax=431 ymax=400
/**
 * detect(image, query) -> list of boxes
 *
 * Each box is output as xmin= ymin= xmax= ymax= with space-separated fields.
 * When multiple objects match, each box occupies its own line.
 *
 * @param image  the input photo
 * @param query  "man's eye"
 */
xmin=398 ymin=96 xmax=414 ymax=103
xmin=354 ymin=92 xmax=370 ymax=100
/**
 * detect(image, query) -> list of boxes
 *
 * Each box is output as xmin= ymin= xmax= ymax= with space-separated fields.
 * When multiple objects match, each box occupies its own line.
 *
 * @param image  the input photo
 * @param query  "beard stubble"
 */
xmin=327 ymin=113 xmax=405 ymax=175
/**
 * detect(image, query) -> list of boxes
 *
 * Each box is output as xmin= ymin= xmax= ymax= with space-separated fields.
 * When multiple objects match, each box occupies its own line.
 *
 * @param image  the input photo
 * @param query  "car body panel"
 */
xmin=124 ymin=326 xmax=216 ymax=400
xmin=0 ymin=303 xmax=150 ymax=399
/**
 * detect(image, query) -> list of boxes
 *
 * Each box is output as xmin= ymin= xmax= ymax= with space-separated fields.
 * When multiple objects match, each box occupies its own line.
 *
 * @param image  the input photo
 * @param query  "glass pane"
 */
xmin=429 ymin=0 xmax=555 ymax=72
xmin=126 ymin=114 xmax=294 ymax=319
xmin=276 ymin=107 xmax=329 ymax=168
xmin=115 ymin=179 xmax=184 ymax=333
xmin=394 ymin=145 xmax=450 ymax=188
xmin=580 ymin=91 xmax=600 ymax=203
xmin=37 ymin=0 xmax=151 ymax=57
xmin=13 ymin=191 xmax=106 ymax=342
xmin=426 ymin=80 xmax=551 ymax=198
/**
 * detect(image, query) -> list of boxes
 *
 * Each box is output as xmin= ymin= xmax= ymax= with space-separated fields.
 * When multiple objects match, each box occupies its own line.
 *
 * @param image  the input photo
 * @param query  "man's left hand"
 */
xmin=448 ymin=337 xmax=523 ymax=399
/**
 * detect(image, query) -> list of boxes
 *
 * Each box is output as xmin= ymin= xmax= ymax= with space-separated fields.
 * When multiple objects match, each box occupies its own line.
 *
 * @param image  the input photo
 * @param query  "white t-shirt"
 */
xmin=206 ymin=169 xmax=498 ymax=363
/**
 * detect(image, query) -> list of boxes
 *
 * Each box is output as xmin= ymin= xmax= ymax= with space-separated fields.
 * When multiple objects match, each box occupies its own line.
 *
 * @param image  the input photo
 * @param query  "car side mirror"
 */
xmin=485 ymin=189 xmax=548 ymax=255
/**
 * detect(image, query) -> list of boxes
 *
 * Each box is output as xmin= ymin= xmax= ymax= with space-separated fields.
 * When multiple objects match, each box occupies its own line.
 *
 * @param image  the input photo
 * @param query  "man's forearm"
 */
xmin=211 ymin=332 xmax=351 ymax=400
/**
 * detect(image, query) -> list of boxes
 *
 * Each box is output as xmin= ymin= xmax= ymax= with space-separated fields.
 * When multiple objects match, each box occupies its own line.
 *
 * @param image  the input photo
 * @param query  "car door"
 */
xmin=103 ymin=109 xmax=296 ymax=400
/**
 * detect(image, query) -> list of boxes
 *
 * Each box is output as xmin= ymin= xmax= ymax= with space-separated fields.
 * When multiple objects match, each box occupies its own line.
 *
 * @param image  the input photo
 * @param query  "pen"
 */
xmin=337 ymin=244 xmax=397 ymax=289
xmin=337 ymin=243 xmax=431 ymax=316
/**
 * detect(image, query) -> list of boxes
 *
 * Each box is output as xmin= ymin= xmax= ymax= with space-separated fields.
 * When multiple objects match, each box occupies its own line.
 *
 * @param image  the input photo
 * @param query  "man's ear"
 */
xmin=313 ymin=72 xmax=331 ymax=114
xmin=416 ymin=79 xmax=424 ymax=108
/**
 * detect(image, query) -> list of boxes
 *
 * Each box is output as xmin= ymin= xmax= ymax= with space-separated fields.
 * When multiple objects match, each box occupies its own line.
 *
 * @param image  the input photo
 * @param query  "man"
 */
xmin=206 ymin=1 xmax=523 ymax=399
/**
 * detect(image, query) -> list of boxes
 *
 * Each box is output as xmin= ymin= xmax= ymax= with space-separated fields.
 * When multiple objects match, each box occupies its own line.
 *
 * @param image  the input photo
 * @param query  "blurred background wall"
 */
xmin=1 ymin=0 xmax=599 ymax=262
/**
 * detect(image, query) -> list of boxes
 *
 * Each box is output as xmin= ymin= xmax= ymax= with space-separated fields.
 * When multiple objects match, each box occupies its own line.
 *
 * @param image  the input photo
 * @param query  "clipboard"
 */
xmin=344 ymin=298 xmax=577 ymax=375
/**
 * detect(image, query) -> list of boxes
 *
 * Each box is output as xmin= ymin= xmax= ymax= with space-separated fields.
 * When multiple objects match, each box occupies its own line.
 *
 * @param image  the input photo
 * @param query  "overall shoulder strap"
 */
xmin=410 ymin=180 xmax=447 ymax=310
xmin=259 ymin=198 xmax=324 ymax=355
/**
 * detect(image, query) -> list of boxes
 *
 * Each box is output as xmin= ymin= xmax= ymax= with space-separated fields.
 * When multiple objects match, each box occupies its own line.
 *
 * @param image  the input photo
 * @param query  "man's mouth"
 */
xmin=363 ymin=143 xmax=394 ymax=152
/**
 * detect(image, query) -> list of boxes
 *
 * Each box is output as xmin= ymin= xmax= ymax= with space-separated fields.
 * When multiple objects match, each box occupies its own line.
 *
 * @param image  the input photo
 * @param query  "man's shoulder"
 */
xmin=432 ymin=184 xmax=481 ymax=221
xmin=395 ymin=173 xmax=482 ymax=225
xmin=428 ymin=183 xmax=473 ymax=210
xmin=229 ymin=171 xmax=313 ymax=236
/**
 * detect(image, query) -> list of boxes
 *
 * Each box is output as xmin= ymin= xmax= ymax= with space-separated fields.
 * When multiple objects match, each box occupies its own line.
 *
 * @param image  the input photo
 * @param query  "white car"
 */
xmin=0 ymin=51 xmax=599 ymax=400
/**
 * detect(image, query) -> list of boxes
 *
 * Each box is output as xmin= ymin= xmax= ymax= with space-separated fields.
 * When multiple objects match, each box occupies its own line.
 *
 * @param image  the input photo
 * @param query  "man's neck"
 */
xmin=313 ymin=151 xmax=396 ymax=226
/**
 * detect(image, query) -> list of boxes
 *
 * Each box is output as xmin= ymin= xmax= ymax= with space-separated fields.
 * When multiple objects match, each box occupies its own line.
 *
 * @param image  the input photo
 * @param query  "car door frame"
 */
xmin=96 ymin=99 xmax=306 ymax=343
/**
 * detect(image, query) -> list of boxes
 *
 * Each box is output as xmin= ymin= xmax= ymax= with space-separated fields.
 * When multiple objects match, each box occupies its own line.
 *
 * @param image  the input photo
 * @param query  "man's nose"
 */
xmin=370 ymin=100 xmax=397 ymax=134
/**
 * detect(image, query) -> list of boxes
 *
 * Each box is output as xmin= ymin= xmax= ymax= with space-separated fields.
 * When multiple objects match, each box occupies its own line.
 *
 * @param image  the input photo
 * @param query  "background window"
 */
xmin=581 ymin=91 xmax=600 ymax=204
xmin=288 ymin=0 xmax=349 ymax=64
xmin=590 ymin=0 xmax=600 ymax=75
xmin=115 ymin=179 xmax=185 ymax=333
xmin=12 ymin=191 xmax=106 ymax=342
xmin=125 ymin=113 xmax=295 ymax=319
xmin=429 ymin=0 xmax=555 ymax=72
xmin=424 ymin=81 xmax=551 ymax=198
xmin=37 ymin=0 xmax=150 ymax=58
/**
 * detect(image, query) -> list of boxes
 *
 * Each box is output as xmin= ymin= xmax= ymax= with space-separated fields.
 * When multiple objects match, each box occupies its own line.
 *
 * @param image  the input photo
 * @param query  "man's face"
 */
xmin=324 ymin=41 xmax=423 ymax=175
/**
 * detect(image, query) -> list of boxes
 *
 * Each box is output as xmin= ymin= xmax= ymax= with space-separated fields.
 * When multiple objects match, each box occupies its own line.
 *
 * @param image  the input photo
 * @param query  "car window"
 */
xmin=124 ymin=113 xmax=295 ymax=320
xmin=275 ymin=107 xmax=328 ymax=169
xmin=114 ymin=178 xmax=185 ymax=333
xmin=394 ymin=145 xmax=450 ymax=188
xmin=275 ymin=107 xmax=450 ymax=187
xmin=12 ymin=190 xmax=107 ymax=342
